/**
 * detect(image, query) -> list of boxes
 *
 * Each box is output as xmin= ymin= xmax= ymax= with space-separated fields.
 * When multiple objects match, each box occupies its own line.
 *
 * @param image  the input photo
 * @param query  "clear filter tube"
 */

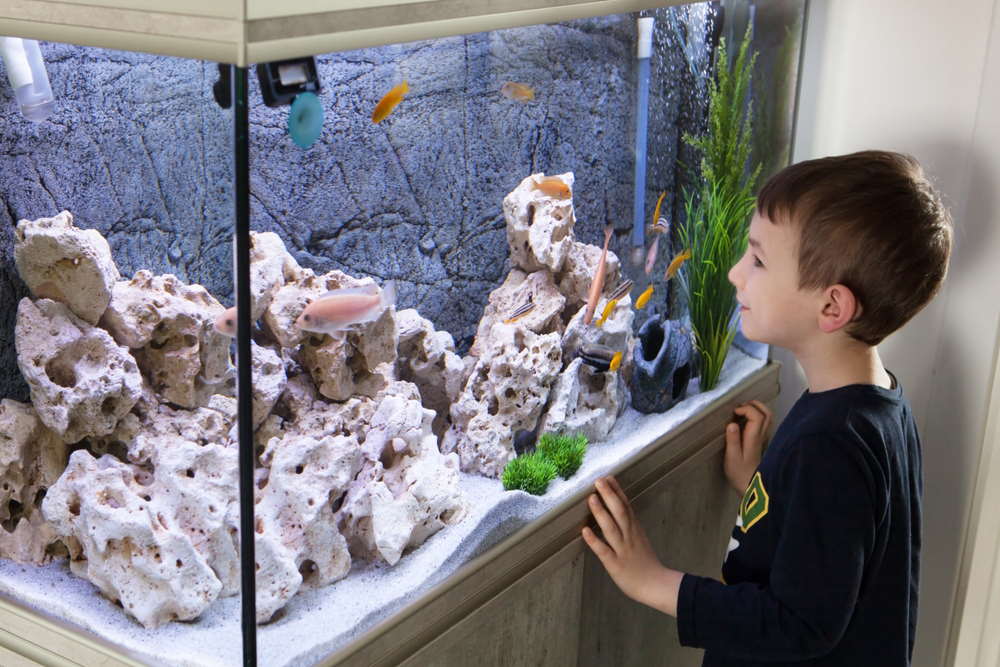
xmin=631 ymin=17 xmax=654 ymax=250
xmin=1 ymin=37 xmax=55 ymax=121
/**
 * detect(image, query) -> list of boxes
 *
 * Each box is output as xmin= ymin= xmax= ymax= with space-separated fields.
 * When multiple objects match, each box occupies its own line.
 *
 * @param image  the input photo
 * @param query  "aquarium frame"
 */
xmin=1 ymin=0 xmax=696 ymax=65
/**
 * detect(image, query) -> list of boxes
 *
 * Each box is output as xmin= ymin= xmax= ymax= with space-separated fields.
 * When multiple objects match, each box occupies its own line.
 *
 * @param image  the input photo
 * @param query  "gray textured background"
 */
xmin=0 ymin=6 xmax=719 ymax=401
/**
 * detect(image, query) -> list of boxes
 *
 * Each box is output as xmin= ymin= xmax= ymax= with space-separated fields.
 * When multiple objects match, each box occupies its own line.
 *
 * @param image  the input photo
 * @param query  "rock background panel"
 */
xmin=0 ymin=6 xmax=716 ymax=401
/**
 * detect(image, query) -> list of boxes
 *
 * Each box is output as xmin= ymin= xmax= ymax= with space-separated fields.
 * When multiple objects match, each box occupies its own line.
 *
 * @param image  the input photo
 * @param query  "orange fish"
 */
xmin=500 ymin=81 xmax=535 ymax=102
xmin=665 ymin=249 xmax=692 ymax=280
xmin=650 ymin=191 xmax=667 ymax=230
xmin=214 ymin=306 xmax=237 ymax=337
xmin=295 ymin=281 xmax=396 ymax=337
xmin=371 ymin=81 xmax=409 ymax=123
xmin=609 ymin=351 xmax=623 ymax=373
xmin=534 ymin=176 xmax=571 ymax=199
xmin=584 ymin=224 xmax=614 ymax=325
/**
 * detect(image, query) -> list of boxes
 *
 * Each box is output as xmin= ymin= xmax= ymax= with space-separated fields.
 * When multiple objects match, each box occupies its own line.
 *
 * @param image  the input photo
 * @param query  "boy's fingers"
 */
xmin=606 ymin=476 xmax=633 ymax=516
xmin=595 ymin=480 xmax=631 ymax=534
xmin=582 ymin=527 xmax=616 ymax=566
xmin=751 ymin=400 xmax=773 ymax=433
xmin=589 ymin=493 xmax=623 ymax=552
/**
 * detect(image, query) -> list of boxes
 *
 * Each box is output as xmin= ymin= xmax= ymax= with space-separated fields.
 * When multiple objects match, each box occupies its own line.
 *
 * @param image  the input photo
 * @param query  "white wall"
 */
xmin=779 ymin=1 xmax=1000 ymax=665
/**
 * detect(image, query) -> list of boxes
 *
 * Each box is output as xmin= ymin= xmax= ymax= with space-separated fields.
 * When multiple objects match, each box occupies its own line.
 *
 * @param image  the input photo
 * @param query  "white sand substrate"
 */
xmin=0 ymin=351 xmax=767 ymax=667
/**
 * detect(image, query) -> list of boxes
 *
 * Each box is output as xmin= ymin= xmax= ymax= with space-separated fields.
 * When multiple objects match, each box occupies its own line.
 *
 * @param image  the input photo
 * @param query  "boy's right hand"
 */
xmin=723 ymin=400 xmax=772 ymax=494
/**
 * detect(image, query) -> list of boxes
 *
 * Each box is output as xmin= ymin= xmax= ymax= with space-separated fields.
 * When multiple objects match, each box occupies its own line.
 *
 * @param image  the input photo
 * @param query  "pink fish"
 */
xmin=295 ymin=281 xmax=396 ymax=337
xmin=214 ymin=306 xmax=237 ymax=337
xmin=584 ymin=225 xmax=614 ymax=325
xmin=644 ymin=234 xmax=660 ymax=276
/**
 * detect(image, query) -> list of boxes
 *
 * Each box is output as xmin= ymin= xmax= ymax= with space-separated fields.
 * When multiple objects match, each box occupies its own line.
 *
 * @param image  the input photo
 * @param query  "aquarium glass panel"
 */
xmin=242 ymin=2 xmax=803 ymax=665
xmin=0 ymin=42 xmax=242 ymax=663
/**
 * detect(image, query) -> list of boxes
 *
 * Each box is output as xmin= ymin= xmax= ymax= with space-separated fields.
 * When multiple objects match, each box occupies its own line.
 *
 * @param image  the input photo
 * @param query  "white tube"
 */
xmin=0 ymin=37 xmax=55 ymax=121
xmin=637 ymin=16 xmax=655 ymax=59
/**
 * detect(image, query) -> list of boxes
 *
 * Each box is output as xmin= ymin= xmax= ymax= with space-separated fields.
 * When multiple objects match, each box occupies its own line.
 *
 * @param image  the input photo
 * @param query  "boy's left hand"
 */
xmin=582 ymin=476 xmax=680 ymax=615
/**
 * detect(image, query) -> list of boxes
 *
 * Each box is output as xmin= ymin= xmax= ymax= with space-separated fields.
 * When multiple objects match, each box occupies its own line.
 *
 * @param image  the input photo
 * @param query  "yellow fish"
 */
xmin=665 ymin=248 xmax=692 ymax=280
xmin=596 ymin=298 xmax=619 ymax=327
xmin=635 ymin=284 xmax=654 ymax=310
xmin=609 ymin=351 xmax=623 ymax=373
xmin=500 ymin=81 xmax=535 ymax=102
xmin=372 ymin=81 xmax=409 ymax=123
xmin=534 ymin=176 xmax=571 ymax=199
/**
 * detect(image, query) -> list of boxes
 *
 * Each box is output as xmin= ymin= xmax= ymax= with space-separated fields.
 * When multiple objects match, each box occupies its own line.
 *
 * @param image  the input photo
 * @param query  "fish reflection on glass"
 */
xmin=635 ymin=284 xmax=654 ymax=310
xmin=500 ymin=81 xmax=535 ymax=102
xmin=372 ymin=81 xmax=409 ymax=123
xmin=214 ymin=306 xmax=237 ymax=337
xmin=583 ymin=224 xmax=614 ymax=325
xmin=578 ymin=344 xmax=623 ymax=373
xmin=608 ymin=279 xmax=633 ymax=303
xmin=295 ymin=281 xmax=397 ymax=337
xmin=533 ymin=176 xmax=571 ymax=200
xmin=503 ymin=298 xmax=535 ymax=324
xmin=596 ymin=298 xmax=618 ymax=327
xmin=665 ymin=248 xmax=692 ymax=280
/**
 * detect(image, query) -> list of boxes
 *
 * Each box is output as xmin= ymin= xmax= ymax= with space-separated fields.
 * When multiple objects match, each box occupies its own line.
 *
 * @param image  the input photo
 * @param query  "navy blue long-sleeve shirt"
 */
xmin=677 ymin=374 xmax=921 ymax=665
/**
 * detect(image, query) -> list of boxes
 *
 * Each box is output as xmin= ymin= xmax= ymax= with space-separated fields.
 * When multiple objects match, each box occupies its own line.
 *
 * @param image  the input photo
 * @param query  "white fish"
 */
xmin=295 ymin=281 xmax=396 ymax=337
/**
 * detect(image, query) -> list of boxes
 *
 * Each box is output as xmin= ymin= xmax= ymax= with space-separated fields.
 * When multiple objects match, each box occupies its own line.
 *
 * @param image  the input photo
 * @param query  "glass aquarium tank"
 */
xmin=0 ymin=0 xmax=803 ymax=664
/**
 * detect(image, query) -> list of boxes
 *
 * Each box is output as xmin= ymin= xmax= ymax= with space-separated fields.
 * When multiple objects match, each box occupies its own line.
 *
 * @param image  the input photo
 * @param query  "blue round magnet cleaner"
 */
xmin=288 ymin=92 xmax=323 ymax=149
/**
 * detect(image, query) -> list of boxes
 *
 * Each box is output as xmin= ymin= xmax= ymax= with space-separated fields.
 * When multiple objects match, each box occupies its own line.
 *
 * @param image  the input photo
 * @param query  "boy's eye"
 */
xmin=752 ymin=255 xmax=764 ymax=268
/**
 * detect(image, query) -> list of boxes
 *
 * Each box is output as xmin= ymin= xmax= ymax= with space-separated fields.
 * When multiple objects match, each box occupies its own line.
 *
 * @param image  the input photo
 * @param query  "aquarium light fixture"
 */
xmin=0 ymin=37 xmax=55 ymax=121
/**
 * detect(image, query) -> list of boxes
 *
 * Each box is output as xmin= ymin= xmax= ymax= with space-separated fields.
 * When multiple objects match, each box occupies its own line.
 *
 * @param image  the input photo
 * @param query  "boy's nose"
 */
xmin=728 ymin=260 xmax=742 ymax=289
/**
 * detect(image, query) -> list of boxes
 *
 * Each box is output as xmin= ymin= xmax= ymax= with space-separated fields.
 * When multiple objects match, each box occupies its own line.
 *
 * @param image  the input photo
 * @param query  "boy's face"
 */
xmin=728 ymin=212 xmax=819 ymax=350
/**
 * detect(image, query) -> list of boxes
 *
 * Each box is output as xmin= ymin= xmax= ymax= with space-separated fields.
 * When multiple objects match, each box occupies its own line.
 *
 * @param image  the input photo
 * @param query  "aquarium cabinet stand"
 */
xmin=0 ymin=361 xmax=778 ymax=667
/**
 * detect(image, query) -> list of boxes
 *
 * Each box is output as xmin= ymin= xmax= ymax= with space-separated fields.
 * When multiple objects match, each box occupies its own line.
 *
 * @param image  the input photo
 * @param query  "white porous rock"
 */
xmin=503 ymin=173 xmax=577 ymax=273
xmin=468 ymin=269 xmax=566 ymax=359
xmin=337 ymin=382 xmax=465 ymax=565
xmin=104 ymin=395 xmax=237 ymax=466
xmin=0 ymin=399 xmax=67 ymax=563
xmin=15 ymin=298 xmax=142 ymax=443
xmin=395 ymin=308 xmax=469 ymax=438
xmin=561 ymin=293 xmax=636 ymax=380
xmin=100 ymin=271 xmax=234 ymax=408
xmin=251 ymin=343 xmax=287 ymax=428
xmin=254 ymin=433 xmax=362 ymax=623
xmin=13 ymin=211 xmax=120 ymax=325
xmin=248 ymin=231 xmax=305 ymax=320
xmin=539 ymin=357 xmax=630 ymax=442
xmin=555 ymin=240 xmax=622 ymax=311
xmin=442 ymin=328 xmax=563 ymax=477
xmin=257 ymin=376 xmax=375 ymax=460
xmin=42 ymin=442 xmax=240 ymax=628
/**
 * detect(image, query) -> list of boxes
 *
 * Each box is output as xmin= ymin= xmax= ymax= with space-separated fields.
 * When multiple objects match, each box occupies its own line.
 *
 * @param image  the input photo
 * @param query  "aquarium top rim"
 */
xmin=2 ymin=0 xmax=694 ymax=65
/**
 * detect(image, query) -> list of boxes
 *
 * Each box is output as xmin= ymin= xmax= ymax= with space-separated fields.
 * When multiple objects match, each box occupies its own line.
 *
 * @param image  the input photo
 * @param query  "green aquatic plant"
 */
xmin=679 ymin=24 xmax=760 ymax=391
xmin=502 ymin=452 xmax=558 ymax=496
xmin=536 ymin=432 xmax=588 ymax=479
xmin=677 ymin=182 xmax=755 ymax=391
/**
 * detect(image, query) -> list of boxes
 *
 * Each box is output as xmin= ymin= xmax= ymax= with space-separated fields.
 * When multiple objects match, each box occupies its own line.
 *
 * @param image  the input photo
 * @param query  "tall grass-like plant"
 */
xmin=678 ymin=25 xmax=760 ymax=391
xmin=677 ymin=183 xmax=755 ymax=390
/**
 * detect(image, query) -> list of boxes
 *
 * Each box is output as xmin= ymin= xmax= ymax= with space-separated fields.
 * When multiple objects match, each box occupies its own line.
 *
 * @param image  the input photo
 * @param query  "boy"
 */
xmin=582 ymin=150 xmax=952 ymax=665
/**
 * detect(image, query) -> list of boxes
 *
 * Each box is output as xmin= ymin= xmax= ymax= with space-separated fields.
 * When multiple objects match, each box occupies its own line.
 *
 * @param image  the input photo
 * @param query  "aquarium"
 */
xmin=0 ymin=1 xmax=803 ymax=664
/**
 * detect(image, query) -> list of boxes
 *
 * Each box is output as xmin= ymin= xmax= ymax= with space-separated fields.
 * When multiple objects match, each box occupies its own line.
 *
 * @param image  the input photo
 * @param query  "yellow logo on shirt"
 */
xmin=740 ymin=471 xmax=769 ymax=533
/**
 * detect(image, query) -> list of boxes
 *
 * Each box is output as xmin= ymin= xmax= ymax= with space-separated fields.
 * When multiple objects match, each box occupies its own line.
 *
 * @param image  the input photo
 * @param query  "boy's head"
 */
xmin=728 ymin=150 xmax=952 ymax=349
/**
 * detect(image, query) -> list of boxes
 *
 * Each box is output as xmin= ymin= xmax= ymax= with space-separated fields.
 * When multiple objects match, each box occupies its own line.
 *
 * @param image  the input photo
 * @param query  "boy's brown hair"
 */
xmin=756 ymin=150 xmax=952 ymax=345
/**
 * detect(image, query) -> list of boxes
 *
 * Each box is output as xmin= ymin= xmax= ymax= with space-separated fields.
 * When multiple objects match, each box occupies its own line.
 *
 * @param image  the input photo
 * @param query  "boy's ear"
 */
xmin=817 ymin=284 xmax=861 ymax=334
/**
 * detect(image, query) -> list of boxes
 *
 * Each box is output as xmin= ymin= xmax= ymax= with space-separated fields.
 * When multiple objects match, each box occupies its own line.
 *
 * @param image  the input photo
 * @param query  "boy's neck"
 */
xmin=794 ymin=340 xmax=893 ymax=393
